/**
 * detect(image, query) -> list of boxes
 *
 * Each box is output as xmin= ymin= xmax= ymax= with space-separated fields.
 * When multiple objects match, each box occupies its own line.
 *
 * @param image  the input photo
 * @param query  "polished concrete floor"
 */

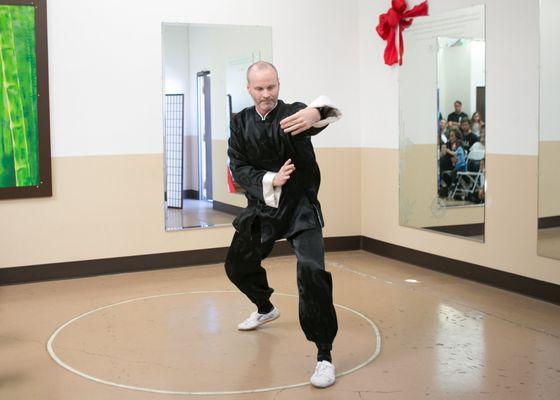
xmin=165 ymin=199 xmax=236 ymax=231
xmin=538 ymin=227 xmax=560 ymax=260
xmin=1 ymin=250 xmax=559 ymax=399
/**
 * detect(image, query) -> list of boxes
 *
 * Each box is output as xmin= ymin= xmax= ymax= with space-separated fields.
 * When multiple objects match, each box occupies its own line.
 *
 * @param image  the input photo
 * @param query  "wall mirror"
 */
xmin=161 ymin=23 xmax=272 ymax=231
xmin=399 ymin=5 xmax=486 ymax=241
xmin=538 ymin=0 xmax=560 ymax=259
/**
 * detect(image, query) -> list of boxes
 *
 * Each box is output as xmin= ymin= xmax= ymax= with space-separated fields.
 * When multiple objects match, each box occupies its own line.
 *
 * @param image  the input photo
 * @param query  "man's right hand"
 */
xmin=273 ymin=159 xmax=295 ymax=187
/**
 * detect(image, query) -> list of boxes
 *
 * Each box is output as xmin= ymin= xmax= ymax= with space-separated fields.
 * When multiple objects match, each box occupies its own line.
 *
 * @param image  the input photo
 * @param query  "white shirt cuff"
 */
xmin=308 ymin=95 xmax=342 ymax=128
xmin=262 ymin=172 xmax=282 ymax=208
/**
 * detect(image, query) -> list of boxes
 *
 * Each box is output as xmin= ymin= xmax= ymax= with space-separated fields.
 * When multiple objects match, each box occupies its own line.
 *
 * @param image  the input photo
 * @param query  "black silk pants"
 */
xmin=225 ymin=219 xmax=338 ymax=350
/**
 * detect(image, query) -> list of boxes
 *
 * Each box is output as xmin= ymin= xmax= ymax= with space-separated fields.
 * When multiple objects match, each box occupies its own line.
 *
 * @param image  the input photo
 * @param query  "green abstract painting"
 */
xmin=0 ymin=4 xmax=38 ymax=188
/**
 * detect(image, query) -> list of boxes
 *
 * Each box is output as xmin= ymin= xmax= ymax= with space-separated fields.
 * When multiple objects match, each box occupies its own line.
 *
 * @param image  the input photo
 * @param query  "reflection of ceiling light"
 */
xmin=405 ymin=279 xmax=419 ymax=283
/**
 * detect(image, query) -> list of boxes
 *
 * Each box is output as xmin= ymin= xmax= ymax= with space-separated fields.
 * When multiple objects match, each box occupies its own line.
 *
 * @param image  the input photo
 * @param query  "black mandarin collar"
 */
xmin=253 ymin=100 xmax=284 ymax=123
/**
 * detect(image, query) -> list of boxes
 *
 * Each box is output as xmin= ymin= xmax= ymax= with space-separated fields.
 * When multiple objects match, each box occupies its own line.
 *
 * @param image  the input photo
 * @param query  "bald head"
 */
xmin=246 ymin=61 xmax=278 ymax=84
xmin=246 ymin=61 xmax=280 ymax=116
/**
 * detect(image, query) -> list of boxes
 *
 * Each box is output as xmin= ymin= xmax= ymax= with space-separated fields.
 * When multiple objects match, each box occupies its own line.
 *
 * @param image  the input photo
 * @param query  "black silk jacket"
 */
xmin=227 ymin=100 xmax=330 ymax=243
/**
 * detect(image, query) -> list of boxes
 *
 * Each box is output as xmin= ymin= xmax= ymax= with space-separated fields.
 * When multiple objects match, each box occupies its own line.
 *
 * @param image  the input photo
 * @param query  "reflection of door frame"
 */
xmin=476 ymin=86 xmax=486 ymax=122
xmin=196 ymin=71 xmax=213 ymax=201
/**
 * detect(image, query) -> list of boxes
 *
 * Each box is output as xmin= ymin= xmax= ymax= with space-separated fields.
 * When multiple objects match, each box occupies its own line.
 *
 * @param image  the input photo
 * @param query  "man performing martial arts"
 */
xmin=225 ymin=61 xmax=342 ymax=388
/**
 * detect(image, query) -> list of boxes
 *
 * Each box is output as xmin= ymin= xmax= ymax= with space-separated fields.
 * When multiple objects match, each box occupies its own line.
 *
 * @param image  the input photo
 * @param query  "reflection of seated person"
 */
xmin=440 ymin=130 xmax=466 ymax=192
xmin=476 ymin=187 xmax=485 ymax=203
xmin=439 ymin=118 xmax=450 ymax=137
xmin=438 ymin=118 xmax=449 ymax=147
xmin=439 ymin=131 xmax=454 ymax=172
xmin=459 ymin=119 xmax=480 ymax=149
xmin=478 ymin=127 xmax=486 ymax=145
xmin=467 ymin=141 xmax=485 ymax=172
xmin=466 ymin=159 xmax=486 ymax=204
xmin=440 ymin=130 xmax=464 ymax=165
xmin=471 ymin=111 xmax=485 ymax=137
xmin=447 ymin=100 xmax=469 ymax=127
xmin=451 ymin=139 xmax=467 ymax=172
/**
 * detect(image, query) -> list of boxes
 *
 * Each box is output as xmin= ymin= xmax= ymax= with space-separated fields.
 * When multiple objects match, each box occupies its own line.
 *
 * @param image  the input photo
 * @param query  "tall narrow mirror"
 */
xmin=538 ymin=0 xmax=560 ymax=259
xmin=399 ymin=5 xmax=486 ymax=241
xmin=161 ymin=24 xmax=272 ymax=231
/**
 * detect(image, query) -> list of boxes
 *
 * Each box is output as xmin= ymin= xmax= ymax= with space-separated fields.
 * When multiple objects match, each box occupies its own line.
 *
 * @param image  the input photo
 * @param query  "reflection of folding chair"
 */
xmin=450 ymin=143 xmax=485 ymax=200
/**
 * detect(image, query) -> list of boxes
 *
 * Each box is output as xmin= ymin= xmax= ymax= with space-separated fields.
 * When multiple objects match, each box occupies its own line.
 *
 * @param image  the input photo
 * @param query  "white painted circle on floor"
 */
xmin=47 ymin=291 xmax=381 ymax=396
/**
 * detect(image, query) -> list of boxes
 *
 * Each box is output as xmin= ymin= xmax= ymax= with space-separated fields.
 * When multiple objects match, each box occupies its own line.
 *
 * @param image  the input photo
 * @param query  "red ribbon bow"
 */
xmin=376 ymin=0 xmax=428 ymax=66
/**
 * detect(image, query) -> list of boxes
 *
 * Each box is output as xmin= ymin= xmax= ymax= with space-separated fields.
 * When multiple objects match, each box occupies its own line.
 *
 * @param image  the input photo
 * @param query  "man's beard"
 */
xmin=258 ymin=98 xmax=277 ymax=112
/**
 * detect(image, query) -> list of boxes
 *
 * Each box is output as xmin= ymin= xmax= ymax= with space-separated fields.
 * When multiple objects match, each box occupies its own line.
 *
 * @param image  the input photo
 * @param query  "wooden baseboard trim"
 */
xmin=0 ymin=236 xmax=360 ymax=285
xmin=184 ymin=190 xmax=199 ymax=200
xmin=538 ymin=215 xmax=560 ymax=229
xmin=424 ymin=223 xmax=484 ymax=237
xmin=361 ymin=236 xmax=560 ymax=305
xmin=2 ymin=234 xmax=558 ymax=305
xmin=212 ymin=200 xmax=243 ymax=216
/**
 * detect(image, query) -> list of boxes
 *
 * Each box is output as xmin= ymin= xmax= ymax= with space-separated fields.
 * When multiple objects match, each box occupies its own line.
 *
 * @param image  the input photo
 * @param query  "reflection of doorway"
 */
xmin=197 ymin=71 xmax=213 ymax=201
xmin=476 ymin=86 xmax=486 ymax=122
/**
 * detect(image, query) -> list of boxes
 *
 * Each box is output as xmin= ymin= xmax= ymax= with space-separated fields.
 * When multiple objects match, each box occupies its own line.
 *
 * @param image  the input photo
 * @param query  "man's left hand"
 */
xmin=280 ymin=108 xmax=321 ymax=135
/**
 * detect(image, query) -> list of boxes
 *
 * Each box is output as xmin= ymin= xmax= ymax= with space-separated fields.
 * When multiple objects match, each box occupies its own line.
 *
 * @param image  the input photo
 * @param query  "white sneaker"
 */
xmin=310 ymin=360 xmax=336 ymax=388
xmin=237 ymin=307 xmax=280 ymax=331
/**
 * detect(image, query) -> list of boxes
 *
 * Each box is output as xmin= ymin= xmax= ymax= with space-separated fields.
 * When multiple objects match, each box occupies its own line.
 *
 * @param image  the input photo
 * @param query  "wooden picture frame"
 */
xmin=0 ymin=0 xmax=51 ymax=200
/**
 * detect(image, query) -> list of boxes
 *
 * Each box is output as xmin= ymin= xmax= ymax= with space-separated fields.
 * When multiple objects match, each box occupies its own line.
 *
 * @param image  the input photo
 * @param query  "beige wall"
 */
xmin=363 ymin=148 xmax=560 ymax=286
xmin=208 ymin=141 xmax=365 ymax=224
xmin=0 ymin=155 xmax=231 ymax=268
xmin=400 ymin=144 xmax=484 ymax=228
xmin=0 ymin=149 xmax=361 ymax=269
xmin=2 ymin=147 xmax=559 ymax=288
xmin=538 ymin=141 xmax=560 ymax=218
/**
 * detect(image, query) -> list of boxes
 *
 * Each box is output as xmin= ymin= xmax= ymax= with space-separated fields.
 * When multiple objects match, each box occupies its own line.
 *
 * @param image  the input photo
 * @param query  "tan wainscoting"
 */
xmin=399 ymin=143 xmax=484 ymax=228
xmin=0 ymin=149 xmax=362 ymax=269
xmin=362 ymin=148 xmax=560 ymax=286
xmin=3 ymin=149 xmax=558 ymax=287
xmin=538 ymin=140 xmax=560 ymax=218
